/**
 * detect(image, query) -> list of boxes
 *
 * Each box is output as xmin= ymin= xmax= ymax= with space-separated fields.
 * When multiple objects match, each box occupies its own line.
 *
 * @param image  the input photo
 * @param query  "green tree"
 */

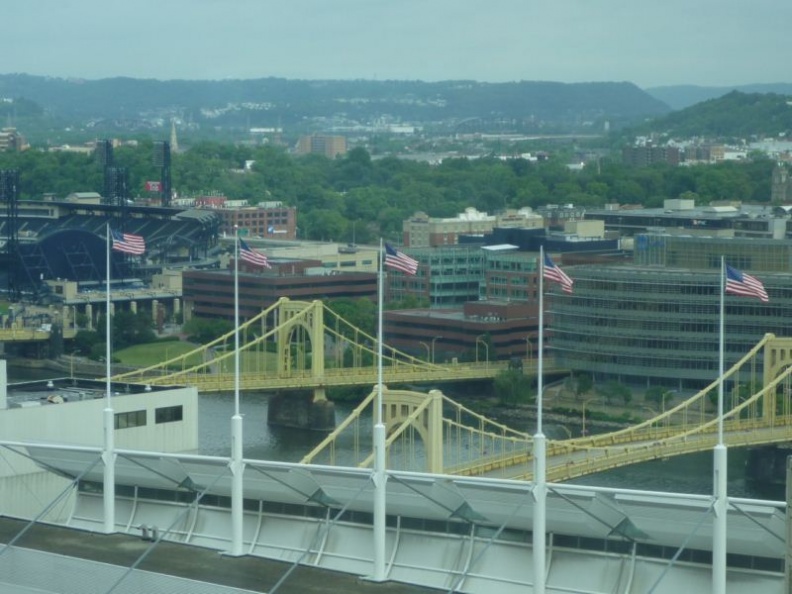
xmin=574 ymin=373 xmax=593 ymax=398
xmin=326 ymin=298 xmax=376 ymax=337
xmin=300 ymin=208 xmax=347 ymax=241
xmin=646 ymin=387 xmax=676 ymax=411
xmin=111 ymin=310 xmax=156 ymax=349
xmin=596 ymin=380 xmax=631 ymax=406
xmin=72 ymin=329 xmax=100 ymax=356
xmin=183 ymin=317 xmax=234 ymax=344
xmin=494 ymin=370 xmax=534 ymax=406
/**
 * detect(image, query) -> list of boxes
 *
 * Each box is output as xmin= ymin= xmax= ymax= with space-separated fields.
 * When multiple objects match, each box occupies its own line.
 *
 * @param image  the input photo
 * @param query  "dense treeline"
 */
xmin=0 ymin=74 xmax=668 ymax=132
xmin=0 ymin=142 xmax=777 ymax=243
xmin=628 ymin=91 xmax=792 ymax=139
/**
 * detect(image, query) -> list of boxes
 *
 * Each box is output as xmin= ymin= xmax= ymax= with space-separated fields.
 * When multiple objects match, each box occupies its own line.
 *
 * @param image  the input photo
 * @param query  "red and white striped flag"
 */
xmin=111 ymin=229 xmax=145 ymax=256
xmin=239 ymin=238 xmax=271 ymax=268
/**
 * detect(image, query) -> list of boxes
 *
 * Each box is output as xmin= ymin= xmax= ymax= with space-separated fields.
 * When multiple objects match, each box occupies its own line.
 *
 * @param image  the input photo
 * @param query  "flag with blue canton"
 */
xmin=384 ymin=243 xmax=419 ymax=275
xmin=725 ymin=264 xmax=768 ymax=302
xmin=543 ymin=253 xmax=573 ymax=294
xmin=111 ymin=229 xmax=145 ymax=255
xmin=239 ymin=238 xmax=271 ymax=268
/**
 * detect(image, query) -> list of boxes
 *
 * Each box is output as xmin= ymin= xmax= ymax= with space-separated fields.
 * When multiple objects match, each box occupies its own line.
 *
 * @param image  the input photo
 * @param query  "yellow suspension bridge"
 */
xmin=111 ymin=298 xmax=547 ymax=397
xmin=109 ymin=300 xmax=792 ymax=481
xmin=300 ymin=333 xmax=792 ymax=481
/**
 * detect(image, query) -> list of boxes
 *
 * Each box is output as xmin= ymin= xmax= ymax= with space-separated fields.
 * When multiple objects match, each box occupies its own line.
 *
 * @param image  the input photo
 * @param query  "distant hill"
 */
xmin=628 ymin=91 xmax=792 ymax=138
xmin=0 ymin=74 xmax=670 ymax=137
xmin=645 ymin=83 xmax=792 ymax=110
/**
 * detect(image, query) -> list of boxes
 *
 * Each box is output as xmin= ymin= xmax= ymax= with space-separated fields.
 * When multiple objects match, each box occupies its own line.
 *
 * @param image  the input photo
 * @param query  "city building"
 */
xmin=384 ymin=300 xmax=539 ymax=363
xmin=483 ymin=248 xmax=538 ymax=302
xmin=0 ymin=127 xmax=26 ymax=152
xmin=384 ymin=242 xmax=602 ymax=361
xmin=0 ymin=368 xmax=199 ymax=521
xmin=191 ymin=197 xmax=297 ymax=239
xmin=182 ymin=267 xmax=377 ymax=321
xmin=386 ymin=245 xmax=484 ymax=306
xmin=252 ymin=241 xmax=378 ymax=274
xmin=296 ymin=135 xmax=347 ymax=158
xmin=403 ymin=207 xmax=543 ymax=248
xmin=684 ymin=144 xmax=726 ymax=163
xmin=551 ymin=234 xmax=792 ymax=389
xmin=584 ymin=198 xmax=788 ymax=239
xmin=534 ymin=204 xmax=587 ymax=229
xmin=622 ymin=144 xmax=681 ymax=167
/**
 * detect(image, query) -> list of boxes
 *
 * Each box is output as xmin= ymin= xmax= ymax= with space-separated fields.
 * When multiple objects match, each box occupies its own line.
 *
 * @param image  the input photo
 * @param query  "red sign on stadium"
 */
xmin=145 ymin=181 xmax=162 ymax=192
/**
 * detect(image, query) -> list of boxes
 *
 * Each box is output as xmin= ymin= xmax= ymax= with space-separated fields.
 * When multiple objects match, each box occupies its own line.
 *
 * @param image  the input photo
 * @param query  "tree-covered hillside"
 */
xmin=645 ymin=83 xmax=792 ymax=110
xmin=0 ymin=74 xmax=670 ymax=139
xmin=630 ymin=91 xmax=792 ymax=139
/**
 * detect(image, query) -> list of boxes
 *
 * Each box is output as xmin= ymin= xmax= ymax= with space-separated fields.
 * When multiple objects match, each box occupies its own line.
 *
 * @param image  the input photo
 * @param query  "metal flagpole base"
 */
xmin=712 ymin=443 xmax=727 ymax=594
xmin=228 ymin=413 xmax=245 ymax=557
xmin=371 ymin=422 xmax=388 ymax=582
xmin=532 ymin=433 xmax=547 ymax=594
xmin=102 ymin=406 xmax=116 ymax=534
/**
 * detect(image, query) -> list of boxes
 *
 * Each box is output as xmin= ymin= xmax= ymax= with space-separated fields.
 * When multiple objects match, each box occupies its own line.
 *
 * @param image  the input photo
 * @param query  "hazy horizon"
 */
xmin=4 ymin=0 xmax=790 ymax=89
xmin=2 ymin=72 xmax=791 ymax=92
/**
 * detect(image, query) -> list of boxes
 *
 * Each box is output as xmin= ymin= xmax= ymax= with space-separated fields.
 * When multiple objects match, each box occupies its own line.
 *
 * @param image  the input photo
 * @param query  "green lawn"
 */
xmin=115 ymin=341 xmax=205 ymax=368
xmin=115 ymin=340 xmax=279 ymax=372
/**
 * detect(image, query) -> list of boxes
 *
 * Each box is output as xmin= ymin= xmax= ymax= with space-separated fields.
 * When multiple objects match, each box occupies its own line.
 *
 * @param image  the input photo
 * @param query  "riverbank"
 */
xmin=6 ymin=356 xmax=138 ymax=379
xmin=3 ymin=358 xmax=663 ymax=437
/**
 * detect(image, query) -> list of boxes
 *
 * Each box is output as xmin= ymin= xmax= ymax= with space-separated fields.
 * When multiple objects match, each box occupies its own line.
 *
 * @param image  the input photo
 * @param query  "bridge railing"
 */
xmin=452 ymin=334 xmax=792 ymax=480
xmin=550 ymin=334 xmax=773 ymax=451
xmin=440 ymin=394 xmax=531 ymax=473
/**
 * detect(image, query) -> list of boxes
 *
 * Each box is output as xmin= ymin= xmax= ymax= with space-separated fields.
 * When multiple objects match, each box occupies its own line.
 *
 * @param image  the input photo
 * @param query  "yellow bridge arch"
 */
xmin=300 ymin=333 xmax=792 ymax=481
xmin=111 ymin=297 xmax=559 ymax=396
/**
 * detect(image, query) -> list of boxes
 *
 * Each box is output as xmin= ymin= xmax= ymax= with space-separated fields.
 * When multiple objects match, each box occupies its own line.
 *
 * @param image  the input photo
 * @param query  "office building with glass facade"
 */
xmin=551 ymin=234 xmax=792 ymax=389
xmin=386 ymin=246 xmax=486 ymax=307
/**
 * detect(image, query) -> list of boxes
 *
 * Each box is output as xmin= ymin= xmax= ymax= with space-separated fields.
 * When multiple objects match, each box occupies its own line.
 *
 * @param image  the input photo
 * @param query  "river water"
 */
xmin=8 ymin=367 xmax=780 ymax=501
xmin=198 ymin=391 xmax=771 ymax=499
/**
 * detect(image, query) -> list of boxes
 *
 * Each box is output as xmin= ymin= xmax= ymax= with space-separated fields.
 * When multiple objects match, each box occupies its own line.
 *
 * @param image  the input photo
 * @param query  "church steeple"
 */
xmin=771 ymin=162 xmax=791 ymax=204
xmin=170 ymin=119 xmax=179 ymax=153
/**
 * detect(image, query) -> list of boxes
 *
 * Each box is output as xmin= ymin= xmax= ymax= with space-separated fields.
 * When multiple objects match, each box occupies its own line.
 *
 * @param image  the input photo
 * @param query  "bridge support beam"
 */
xmin=268 ymin=392 xmax=335 ymax=432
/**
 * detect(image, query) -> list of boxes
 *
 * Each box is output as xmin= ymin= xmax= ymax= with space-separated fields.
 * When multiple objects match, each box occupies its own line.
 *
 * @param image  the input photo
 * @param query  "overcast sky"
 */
xmin=3 ymin=0 xmax=789 ymax=89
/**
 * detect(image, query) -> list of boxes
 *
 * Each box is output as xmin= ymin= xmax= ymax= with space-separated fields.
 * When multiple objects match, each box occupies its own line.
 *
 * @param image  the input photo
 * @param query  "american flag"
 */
xmin=384 ymin=243 xmax=419 ymax=275
xmin=725 ymin=265 xmax=768 ymax=302
xmin=111 ymin=229 xmax=145 ymax=255
xmin=239 ymin=238 xmax=271 ymax=268
xmin=543 ymin=253 xmax=573 ymax=294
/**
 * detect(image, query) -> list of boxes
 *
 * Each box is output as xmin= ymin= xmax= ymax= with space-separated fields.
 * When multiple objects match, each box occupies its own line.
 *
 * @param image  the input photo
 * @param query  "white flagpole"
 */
xmin=713 ymin=257 xmax=727 ymax=594
xmin=372 ymin=238 xmax=387 ymax=581
xmin=102 ymin=223 xmax=115 ymax=533
xmin=230 ymin=227 xmax=245 ymax=556
xmin=533 ymin=246 xmax=547 ymax=594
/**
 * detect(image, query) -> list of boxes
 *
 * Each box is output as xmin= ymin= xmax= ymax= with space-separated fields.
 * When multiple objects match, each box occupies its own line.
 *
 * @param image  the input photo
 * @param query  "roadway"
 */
xmin=452 ymin=418 xmax=792 ymax=482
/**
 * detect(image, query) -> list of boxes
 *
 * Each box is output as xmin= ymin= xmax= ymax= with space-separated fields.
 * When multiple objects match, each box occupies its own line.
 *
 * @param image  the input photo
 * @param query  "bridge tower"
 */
xmin=382 ymin=387 xmax=444 ymax=473
xmin=269 ymin=299 xmax=334 ymax=430
xmin=763 ymin=334 xmax=792 ymax=425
